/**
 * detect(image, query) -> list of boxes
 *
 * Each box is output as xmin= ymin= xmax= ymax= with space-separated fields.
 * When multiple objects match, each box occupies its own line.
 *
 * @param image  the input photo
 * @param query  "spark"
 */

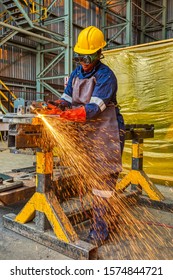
xmin=34 ymin=114 xmax=173 ymax=260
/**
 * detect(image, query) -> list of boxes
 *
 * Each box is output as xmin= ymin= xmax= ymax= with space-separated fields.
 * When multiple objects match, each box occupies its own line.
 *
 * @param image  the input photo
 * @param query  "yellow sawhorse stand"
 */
xmin=15 ymin=152 xmax=78 ymax=243
xmin=116 ymin=125 xmax=165 ymax=202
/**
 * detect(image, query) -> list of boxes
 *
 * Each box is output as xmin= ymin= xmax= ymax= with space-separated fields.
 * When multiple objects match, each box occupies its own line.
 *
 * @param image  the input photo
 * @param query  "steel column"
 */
xmin=126 ymin=0 xmax=132 ymax=46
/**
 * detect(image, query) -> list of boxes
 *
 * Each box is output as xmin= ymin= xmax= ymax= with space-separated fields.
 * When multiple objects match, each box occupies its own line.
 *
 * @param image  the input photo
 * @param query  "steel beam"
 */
xmin=137 ymin=195 xmax=173 ymax=212
xmin=3 ymin=213 xmax=97 ymax=260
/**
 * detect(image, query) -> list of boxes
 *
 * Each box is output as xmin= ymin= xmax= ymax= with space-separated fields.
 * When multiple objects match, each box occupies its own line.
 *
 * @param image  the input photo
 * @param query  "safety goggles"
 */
xmin=73 ymin=52 xmax=98 ymax=65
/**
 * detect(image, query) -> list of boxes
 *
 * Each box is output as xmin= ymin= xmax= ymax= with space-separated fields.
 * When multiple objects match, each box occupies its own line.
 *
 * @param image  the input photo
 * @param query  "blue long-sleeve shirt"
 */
xmin=61 ymin=61 xmax=118 ymax=120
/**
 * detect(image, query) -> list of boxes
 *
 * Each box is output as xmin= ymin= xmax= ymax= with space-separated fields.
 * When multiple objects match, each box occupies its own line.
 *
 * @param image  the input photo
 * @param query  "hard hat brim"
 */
xmin=74 ymin=41 xmax=106 ymax=55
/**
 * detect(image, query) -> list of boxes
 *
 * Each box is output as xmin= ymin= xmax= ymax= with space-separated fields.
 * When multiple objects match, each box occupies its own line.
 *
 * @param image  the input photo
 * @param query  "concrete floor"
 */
xmin=0 ymin=142 xmax=173 ymax=260
xmin=0 ymin=147 xmax=35 ymax=173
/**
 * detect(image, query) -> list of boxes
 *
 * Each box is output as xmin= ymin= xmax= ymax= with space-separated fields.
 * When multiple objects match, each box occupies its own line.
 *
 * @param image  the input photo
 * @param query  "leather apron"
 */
xmin=72 ymin=77 xmax=122 ymax=192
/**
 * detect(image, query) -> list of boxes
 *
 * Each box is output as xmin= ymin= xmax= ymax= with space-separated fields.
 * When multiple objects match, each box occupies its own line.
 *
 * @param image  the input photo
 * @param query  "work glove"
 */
xmin=44 ymin=100 xmax=86 ymax=122
xmin=60 ymin=106 xmax=86 ymax=122
xmin=47 ymin=100 xmax=71 ymax=111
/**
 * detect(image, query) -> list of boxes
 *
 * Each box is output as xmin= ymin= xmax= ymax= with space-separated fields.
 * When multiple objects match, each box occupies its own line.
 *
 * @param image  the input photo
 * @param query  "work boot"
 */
xmin=86 ymin=175 xmax=119 ymax=246
xmin=86 ymin=203 xmax=109 ymax=247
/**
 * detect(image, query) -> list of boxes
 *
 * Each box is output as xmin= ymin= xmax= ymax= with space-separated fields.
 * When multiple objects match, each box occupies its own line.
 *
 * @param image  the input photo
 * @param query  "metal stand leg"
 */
xmin=116 ymin=137 xmax=164 ymax=201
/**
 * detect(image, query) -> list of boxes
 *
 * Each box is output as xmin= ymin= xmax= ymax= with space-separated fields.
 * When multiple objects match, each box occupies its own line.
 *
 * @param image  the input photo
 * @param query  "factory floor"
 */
xmin=0 ymin=141 xmax=173 ymax=260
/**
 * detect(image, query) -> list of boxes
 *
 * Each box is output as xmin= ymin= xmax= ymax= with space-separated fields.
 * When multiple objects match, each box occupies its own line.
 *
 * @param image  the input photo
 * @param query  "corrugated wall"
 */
xmin=0 ymin=46 xmax=36 ymax=81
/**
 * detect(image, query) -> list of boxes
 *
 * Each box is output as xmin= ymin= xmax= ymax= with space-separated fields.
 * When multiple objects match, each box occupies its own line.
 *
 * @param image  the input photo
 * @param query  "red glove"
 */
xmin=60 ymin=106 xmax=86 ymax=122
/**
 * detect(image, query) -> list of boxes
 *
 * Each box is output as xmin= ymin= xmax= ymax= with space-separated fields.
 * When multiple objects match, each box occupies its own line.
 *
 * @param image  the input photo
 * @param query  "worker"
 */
xmin=46 ymin=26 xmax=125 ymax=246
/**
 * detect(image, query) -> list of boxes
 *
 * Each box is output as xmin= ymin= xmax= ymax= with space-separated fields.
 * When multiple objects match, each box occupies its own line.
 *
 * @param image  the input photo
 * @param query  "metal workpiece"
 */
xmin=7 ymin=123 xmax=42 ymax=149
xmin=2 ymin=112 xmax=58 ymax=125
xmin=3 ymin=113 xmax=37 ymax=124
xmin=3 ymin=113 xmax=44 ymax=149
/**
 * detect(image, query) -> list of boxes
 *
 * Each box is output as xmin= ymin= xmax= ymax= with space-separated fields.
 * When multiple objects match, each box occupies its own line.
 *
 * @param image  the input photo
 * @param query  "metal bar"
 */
xmin=146 ymin=0 xmax=164 ymax=9
xmin=132 ymin=2 xmax=163 ymax=26
xmin=41 ymin=81 xmax=62 ymax=98
xmin=13 ymin=0 xmax=34 ymax=27
xmin=147 ymin=9 xmax=164 ymax=15
xmin=138 ymin=195 xmax=173 ymax=212
xmin=64 ymin=0 xmax=73 ymax=76
xmin=126 ymin=0 xmax=132 ymax=46
xmin=6 ymin=41 xmax=38 ymax=52
xmin=0 ymin=80 xmax=17 ymax=100
xmin=141 ymin=31 xmax=160 ymax=41
xmin=3 ymin=213 xmax=98 ymax=260
xmin=37 ymin=50 xmax=65 ymax=78
xmin=104 ymin=8 xmax=127 ymax=23
xmin=104 ymin=22 xmax=129 ymax=30
xmin=0 ymin=101 xmax=8 ymax=113
xmin=36 ymin=44 xmax=44 ymax=100
xmin=144 ymin=10 xmax=163 ymax=29
xmin=38 ymin=75 xmax=67 ymax=80
xmin=105 ymin=1 xmax=125 ymax=9
xmin=40 ymin=47 xmax=64 ymax=53
xmin=107 ymin=25 xmax=127 ymax=44
xmin=0 ymin=22 xmax=67 ymax=47
xmin=47 ymin=0 xmax=61 ymax=12
xmin=0 ymin=30 xmax=18 ymax=46
xmin=101 ymin=0 xmax=106 ymax=40
xmin=44 ymin=16 xmax=67 ymax=25
xmin=162 ymin=0 xmax=167 ymax=39
xmin=33 ymin=25 xmax=64 ymax=41
xmin=2 ymin=82 xmax=36 ymax=89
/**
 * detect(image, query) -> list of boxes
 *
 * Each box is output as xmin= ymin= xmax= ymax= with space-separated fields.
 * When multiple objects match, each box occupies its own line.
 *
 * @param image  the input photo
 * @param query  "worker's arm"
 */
xmin=46 ymin=69 xmax=86 ymax=121
xmin=85 ymin=67 xmax=117 ymax=119
xmin=59 ymin=66 xmax=117 ymax=121
xmin=46 ymin=66 xmax=117 ymax=122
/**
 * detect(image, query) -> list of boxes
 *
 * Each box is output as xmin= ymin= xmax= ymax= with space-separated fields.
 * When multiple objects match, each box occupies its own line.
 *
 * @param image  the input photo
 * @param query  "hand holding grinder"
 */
xmin=30 ymin=100 xmax=86 ymax=122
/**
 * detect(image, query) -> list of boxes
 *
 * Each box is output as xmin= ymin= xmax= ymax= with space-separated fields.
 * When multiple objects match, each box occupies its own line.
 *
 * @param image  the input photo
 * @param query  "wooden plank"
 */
xmin=0 ymin=181 xmax=23 ymax=193
xmin=0 ymin=185 xmax=35 ymax=206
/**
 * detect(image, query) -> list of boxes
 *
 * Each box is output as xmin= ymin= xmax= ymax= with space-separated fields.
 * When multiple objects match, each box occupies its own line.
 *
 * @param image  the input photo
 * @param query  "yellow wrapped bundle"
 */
xmin=103 ymin=40 xmax=173 ymax=186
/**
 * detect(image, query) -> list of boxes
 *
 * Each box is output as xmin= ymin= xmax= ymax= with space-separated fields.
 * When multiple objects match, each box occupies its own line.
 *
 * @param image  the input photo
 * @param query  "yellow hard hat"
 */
xmin=74 ymin=26 xmax=107 ymax=55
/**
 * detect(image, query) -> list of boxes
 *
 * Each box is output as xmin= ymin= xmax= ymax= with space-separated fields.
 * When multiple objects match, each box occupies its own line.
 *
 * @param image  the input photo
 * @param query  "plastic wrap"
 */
xmin=103 ymin=40 xmax=173 ymax=185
